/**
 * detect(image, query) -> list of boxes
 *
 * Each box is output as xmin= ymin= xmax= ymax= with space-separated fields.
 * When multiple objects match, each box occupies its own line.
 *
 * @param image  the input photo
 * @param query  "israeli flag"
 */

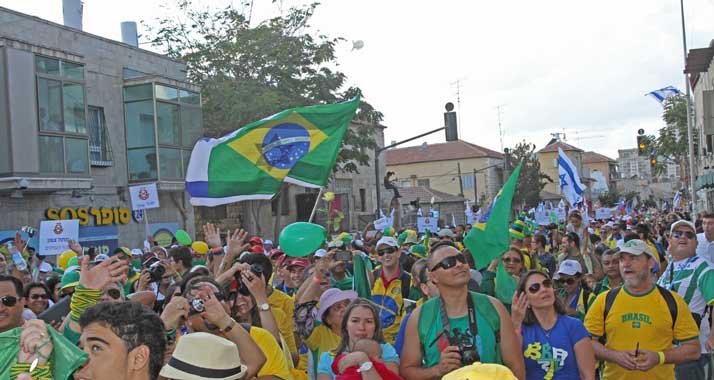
xmin=645 ymin=86 xmax=682 ymax=104
xmin=673 ymin=191 xmax=682 ymax=209
xmin=558 ymin=147 xmax=586 ymax=207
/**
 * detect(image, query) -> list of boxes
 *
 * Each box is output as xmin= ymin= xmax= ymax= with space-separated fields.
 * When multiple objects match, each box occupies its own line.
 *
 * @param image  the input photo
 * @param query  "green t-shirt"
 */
xmin=331 ymin=275 xmax=353 ymax=291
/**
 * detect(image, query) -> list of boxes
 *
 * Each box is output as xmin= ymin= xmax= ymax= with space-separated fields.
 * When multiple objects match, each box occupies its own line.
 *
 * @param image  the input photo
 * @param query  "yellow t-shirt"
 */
xmin=584 ymin=286 xmax=700 ymax=380
xmin=268 ymin=287 xmax=297 ymax=354
xmin=250 ymin=325 xmax=293 ymax=380
xmin=301 ymin=324 xmax=340 ymax=377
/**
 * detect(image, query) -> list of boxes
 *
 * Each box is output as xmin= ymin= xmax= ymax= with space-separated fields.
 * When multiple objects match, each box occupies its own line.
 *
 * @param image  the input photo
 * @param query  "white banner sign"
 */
xmin=39 ymin=219 xmax=79 ymax=256
xmin=129 ymin=183 xmax=160 ymax=211
xmin=556 ymin=208 xmax=567 ymax=222
xmin=373 ymin=216 xmax=392 ymax=231
xmin=417 ymin=217 xmax=439 ymax=233
xmin=595 ymin=208 xmax=612 ymax=220
xmin=534 ymin=211 xmax=549 ymax=225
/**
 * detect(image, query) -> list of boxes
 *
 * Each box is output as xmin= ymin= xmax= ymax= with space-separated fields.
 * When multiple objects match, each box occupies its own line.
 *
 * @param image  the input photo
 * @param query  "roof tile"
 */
xmin=385 ymin=140 xmax=503 ymax=166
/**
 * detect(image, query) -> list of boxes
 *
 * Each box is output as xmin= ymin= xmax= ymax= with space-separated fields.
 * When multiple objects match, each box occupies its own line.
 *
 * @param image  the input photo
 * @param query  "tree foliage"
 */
xmin=643 ymin=95 xmax=692 ymax=177
xmin=597 ymin=189 xmax=622 ymax=207
xmin=144 ymin=1 xmax=381 ymax=174
xmin=504 ymin=140 xmax=552 ymax=208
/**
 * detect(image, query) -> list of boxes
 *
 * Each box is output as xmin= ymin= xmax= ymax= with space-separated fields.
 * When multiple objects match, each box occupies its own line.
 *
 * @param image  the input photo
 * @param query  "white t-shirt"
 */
xmin=696 ymin=232 xmax=714 ymax=264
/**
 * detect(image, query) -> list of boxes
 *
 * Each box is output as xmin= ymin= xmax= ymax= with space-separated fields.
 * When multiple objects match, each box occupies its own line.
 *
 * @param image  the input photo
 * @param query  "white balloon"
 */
xmin=352 ymin=40 xmax=364 ymax=50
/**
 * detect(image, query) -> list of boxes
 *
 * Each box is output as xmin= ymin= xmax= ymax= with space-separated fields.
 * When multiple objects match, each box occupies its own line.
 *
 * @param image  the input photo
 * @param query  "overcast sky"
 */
xmin=2 ymin=0 xmax=713 ymax=159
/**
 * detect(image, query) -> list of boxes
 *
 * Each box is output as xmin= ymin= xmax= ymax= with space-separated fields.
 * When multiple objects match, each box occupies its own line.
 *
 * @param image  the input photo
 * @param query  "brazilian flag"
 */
xmin=186 ymin=95 xmax=360 ymax=206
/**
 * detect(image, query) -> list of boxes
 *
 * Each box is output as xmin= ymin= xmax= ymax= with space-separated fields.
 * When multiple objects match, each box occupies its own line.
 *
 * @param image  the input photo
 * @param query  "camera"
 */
xmin=234 ymin=264 xmax=264 ymax=295
xmin=143 ymin=257 xmax=165 ymax=283
xmin=335 ymin=250 xmax=351 ymax=262
xmin=447 ymin=330 xmax=480 ymax=365
xmin=189 ymin=298 xmax=205 ymax=315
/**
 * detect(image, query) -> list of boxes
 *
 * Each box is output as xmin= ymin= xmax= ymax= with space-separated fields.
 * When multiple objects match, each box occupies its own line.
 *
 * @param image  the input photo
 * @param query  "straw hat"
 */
xmin=159 ymin=332 xmax=247 ymax=380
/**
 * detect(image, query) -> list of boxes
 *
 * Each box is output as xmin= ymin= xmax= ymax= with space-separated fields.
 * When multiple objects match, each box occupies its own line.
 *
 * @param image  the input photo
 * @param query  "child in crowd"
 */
xmin=332 ymin=339 xmax=403 ymax=380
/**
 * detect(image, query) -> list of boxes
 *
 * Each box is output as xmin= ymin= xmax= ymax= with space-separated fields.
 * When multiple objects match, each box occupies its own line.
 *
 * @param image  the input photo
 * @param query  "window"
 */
xmin=400 ymin=180 xmax=412 ymax=188
xmin=359 ymin=188 xmax=366 ymax=212
xmin=124 ymin=83 xmax=202 ymax=182
xmin=35 ymin=55 xmax=89 ymax=175
xmin=417 ymin=178 xmax=430 ymax=188
xmin=87 ymin=107 xmax=113 ymax=166
xmin=462 ymin=175 xmax=474 ymax=189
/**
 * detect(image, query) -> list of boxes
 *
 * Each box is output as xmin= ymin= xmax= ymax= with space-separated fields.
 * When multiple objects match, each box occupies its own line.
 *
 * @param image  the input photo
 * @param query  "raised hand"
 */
xmin=511 ymin=291 xmax=528 ymax=328
xmin=203 ymin=223 xmax=222 ymax=248
xmin=241 ymin=271 xmax=267 ymax=303
xmin=226 ymin=229 xmax=249 ymax=258
xmin=68 ymin=239 xmax=83 ymax=255
xmin=17 ymin=320 xmax=53 ymax=366
xmin=13 ymin=232 xmax=27 ymax=254
xmin=79 ymin=255 xmax=128 ymax=290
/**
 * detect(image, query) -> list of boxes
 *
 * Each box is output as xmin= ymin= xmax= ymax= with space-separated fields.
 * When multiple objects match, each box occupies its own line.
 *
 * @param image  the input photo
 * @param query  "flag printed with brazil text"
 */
xmin=185 ymin=96 xmax=360 ymax=206
xmin=464 ymin=162 xmax=522 ymax=269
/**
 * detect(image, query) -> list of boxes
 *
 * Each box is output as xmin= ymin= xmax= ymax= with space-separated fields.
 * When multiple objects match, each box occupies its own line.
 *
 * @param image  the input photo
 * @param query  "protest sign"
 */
xmin=39 ymin=220 xmax=79 ymax=256
xmin=595 ymin=208 xmax=612 ymax=220
xmin=417 ymin=217 xmax=438 ymax=233
xmin=129 ymin=183 xmax=160 ymax=210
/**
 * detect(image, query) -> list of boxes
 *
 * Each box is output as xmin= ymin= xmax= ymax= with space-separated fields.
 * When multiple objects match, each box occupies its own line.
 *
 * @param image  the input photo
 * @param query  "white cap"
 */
xmin=38 ymin=261 xmax=53 ymax=273
xmin=556 ymin=260 xmax=582 ymax=278
xmin=130 ymin=248 xmax=143 ymax=256
xmin=619 ymin=239 xmax=657 ymax=261
xmin=670 ymin=220 xmax=696 ymax=234
xmin=376 ymin=236 xmax=398 ymax=248
xmin=314 ymin=249 xmax=328 ymax=258
xmin=263 ymin=240 xmax=273 ymax=246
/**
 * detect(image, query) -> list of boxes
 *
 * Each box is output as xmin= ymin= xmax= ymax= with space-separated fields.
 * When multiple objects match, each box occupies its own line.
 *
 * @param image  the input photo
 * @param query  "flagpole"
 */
xmin=309 ymin=188 xmax=324 ymax=223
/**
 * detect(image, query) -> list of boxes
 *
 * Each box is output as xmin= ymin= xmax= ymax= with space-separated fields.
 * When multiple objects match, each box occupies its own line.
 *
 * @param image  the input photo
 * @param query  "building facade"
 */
xmin=0 ymin=7 xmax=200 ymax=252
xmin=582 ymin=151 xmax=618 ymax=195
xmin=384 ymin=140 xmax=504 ymax=205
xmin=687 ymin=39 xmax=714 ymax=211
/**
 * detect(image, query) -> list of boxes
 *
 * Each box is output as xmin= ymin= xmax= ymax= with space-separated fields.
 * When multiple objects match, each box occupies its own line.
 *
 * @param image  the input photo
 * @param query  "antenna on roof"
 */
xmin=496 ymin=105 xmax=506 ymax=152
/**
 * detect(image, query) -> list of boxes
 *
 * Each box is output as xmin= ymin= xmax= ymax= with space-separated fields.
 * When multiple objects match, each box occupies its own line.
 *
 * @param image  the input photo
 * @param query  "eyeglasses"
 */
xmin=557 ymin=277 xmax=577 ymax=285
xmin=430 ymin=254 xmax=467 ymax=271
xmin=672 ymin=230 xmax=696 ymax=240
xmin=377 ymin=247 xmax=397 ymax=256
xmin=1 ymin=295 xmax=18 ymax=307
xmin=30 ymin=294 xmax=49 ymax=300
xmin=105 ymin=288 xmax=122 ymax=300
xmin=502 ymin=257 xmax=522 ymax=264
xmin=527 ymin=279 xmax=553 ymax=294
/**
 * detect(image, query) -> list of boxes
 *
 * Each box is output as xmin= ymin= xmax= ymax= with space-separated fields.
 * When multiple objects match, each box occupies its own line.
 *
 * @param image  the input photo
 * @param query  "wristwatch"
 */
xmin=357 ymin=361 xmax=373 ymax=373
xmin=258 ymin=302 xmax=271 ymax=311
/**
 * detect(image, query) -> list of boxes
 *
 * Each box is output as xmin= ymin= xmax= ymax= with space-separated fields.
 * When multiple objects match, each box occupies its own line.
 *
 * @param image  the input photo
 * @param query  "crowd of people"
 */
xmin=0 ymin=209 xmax=713 ymax=380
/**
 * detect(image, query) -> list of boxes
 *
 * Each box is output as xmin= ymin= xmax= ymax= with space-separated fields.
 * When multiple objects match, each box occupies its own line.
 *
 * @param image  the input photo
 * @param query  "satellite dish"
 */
xmin=445 ymin=102 xmax=455 ymax=112
xmin=352 ymin=40 xmax=364 ymax=50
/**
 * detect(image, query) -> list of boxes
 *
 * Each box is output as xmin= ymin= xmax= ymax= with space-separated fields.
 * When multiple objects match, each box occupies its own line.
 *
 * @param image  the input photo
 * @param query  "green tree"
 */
xmin=504 ymin=140 xmax=552 ymax=208
xmin=145 ymin=1 xmax=381 ymax=174
xmin=643 ymin=95 xmax=693 ymax=177
xmin=597 ymin=189 xmax=622 ymax=207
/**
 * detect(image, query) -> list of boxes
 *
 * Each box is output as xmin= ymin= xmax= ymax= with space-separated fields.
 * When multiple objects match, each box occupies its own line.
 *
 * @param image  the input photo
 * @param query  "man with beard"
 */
xmin=585 ymin=239 xmax=700 ymax=380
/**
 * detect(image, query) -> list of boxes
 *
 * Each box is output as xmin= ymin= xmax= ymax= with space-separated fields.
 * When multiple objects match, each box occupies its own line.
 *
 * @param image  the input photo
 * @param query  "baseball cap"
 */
xmin=284 ymin=257 xmax=309 ymax=268
xmin=403 ymin=235 xmax=418 ymax=245
xmin=376 ymin=236 xmax=398 ymax=248
xmin=269 ymin=248 xmax=285 ymax=260
xmin=263 ymin=240 xmax=273 ymax=246
xmin=619 ymin=239 xmax=657 ymax=261
xmin=93 ymin=254 xmax=110 ymax=264
xmin=249 ymin=236 xmax=263 ymax=245
xmin=555 ymin=259 xmax=582 ymax=278
xmin=250 ymin=245 xmax=265 ymax=254
xmin=314 ymin=249 xmax=328 ymax=258
xmin=670 ymin=220 xmax=696 ymax=234
xmin=131 ymin=248 xmax=143 ymax=257
xmin=437 ymin=228 xmax=455 ymax=238
xmin=38 ymin=261 xmax=53 ymax=273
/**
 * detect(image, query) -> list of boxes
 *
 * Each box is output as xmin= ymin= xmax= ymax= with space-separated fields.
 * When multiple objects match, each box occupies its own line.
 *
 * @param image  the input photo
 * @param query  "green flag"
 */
xmin=186 ymin=95 xmax=360 ymax=206
xmin=352 ymin=252 xmax=373 ymax=298
xmin=0 ymin=326 xmax=87 ymax=380
xmin=495 ymin=260 xmax=518 ymax=307
xmin=464 ymin=163 xmax=522 ymax=269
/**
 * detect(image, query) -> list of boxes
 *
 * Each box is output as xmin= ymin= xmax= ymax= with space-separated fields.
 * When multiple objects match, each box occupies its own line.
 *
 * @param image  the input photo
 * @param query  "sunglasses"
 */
xmin=527 ymin=279 xmax=553 ymax=294
xmin=377 ymin=247 xmax=397 ymax=256
xmin=672 ymin=230 xmax=696 ymax=240
xmin=430 ymin=254 xmax=467 ymax=271
xmin=557 ymin=277 xmax=577 ymax=285
xmin=30 ymin=294 xmax=49 ymax=300
xmin=502 ymin=257 xmax=522 ymax=264
xmin=105 ymin=288 xmax=122 ymax=300
xmin=1 ymin=295 xmax=18 ymax=307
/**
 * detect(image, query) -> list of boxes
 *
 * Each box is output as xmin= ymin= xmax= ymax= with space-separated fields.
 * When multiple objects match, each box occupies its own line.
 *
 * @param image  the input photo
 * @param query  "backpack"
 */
xmin=600 ymin=285 xmax=677 ymax=343
xmin=293 ymin=301 xmax=318 ymax=340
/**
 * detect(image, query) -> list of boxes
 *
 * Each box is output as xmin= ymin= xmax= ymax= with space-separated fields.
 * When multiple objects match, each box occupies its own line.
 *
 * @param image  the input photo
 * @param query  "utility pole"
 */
xmin=452 ymin=79 xmax=464 ymax=139
xmin=680 ymin=0 xmax=697 ymax=217
xmin=457 ymin=162 xmax=464 ymax=196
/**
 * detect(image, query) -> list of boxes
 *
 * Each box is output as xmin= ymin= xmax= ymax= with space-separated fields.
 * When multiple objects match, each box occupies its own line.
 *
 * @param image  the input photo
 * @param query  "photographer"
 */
xmin=134 ymin=254 xmax=171 ymax=311
xmin=400 ymin=242 xmax=525 ymax=380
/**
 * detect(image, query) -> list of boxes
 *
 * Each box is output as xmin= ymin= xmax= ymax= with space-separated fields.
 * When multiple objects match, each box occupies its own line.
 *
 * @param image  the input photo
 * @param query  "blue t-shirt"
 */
xmin=317 ymin=343 xmax=399 ymax=379
xmin=394 ymin=310 xmax=412 ymax=356
xmin=521 ymin=314 xmax=589 ymax=380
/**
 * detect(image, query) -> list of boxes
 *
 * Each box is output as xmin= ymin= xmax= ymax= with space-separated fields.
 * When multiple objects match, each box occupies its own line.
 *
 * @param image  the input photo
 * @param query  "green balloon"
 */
xmin=175 ymin=229 xmax=192 ymax=246
xmin=279 ymin=222 xmax=326 ymax=257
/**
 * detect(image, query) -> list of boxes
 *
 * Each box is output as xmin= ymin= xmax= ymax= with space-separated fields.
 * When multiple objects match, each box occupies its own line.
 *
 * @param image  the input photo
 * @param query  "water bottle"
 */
xmin=8 ymin=242 xmax=27 ymax=271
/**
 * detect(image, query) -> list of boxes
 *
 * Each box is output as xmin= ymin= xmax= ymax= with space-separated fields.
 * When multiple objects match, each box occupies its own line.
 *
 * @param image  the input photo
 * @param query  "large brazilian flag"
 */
xmin=186 ymin=95 xmax=360 ymax=206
